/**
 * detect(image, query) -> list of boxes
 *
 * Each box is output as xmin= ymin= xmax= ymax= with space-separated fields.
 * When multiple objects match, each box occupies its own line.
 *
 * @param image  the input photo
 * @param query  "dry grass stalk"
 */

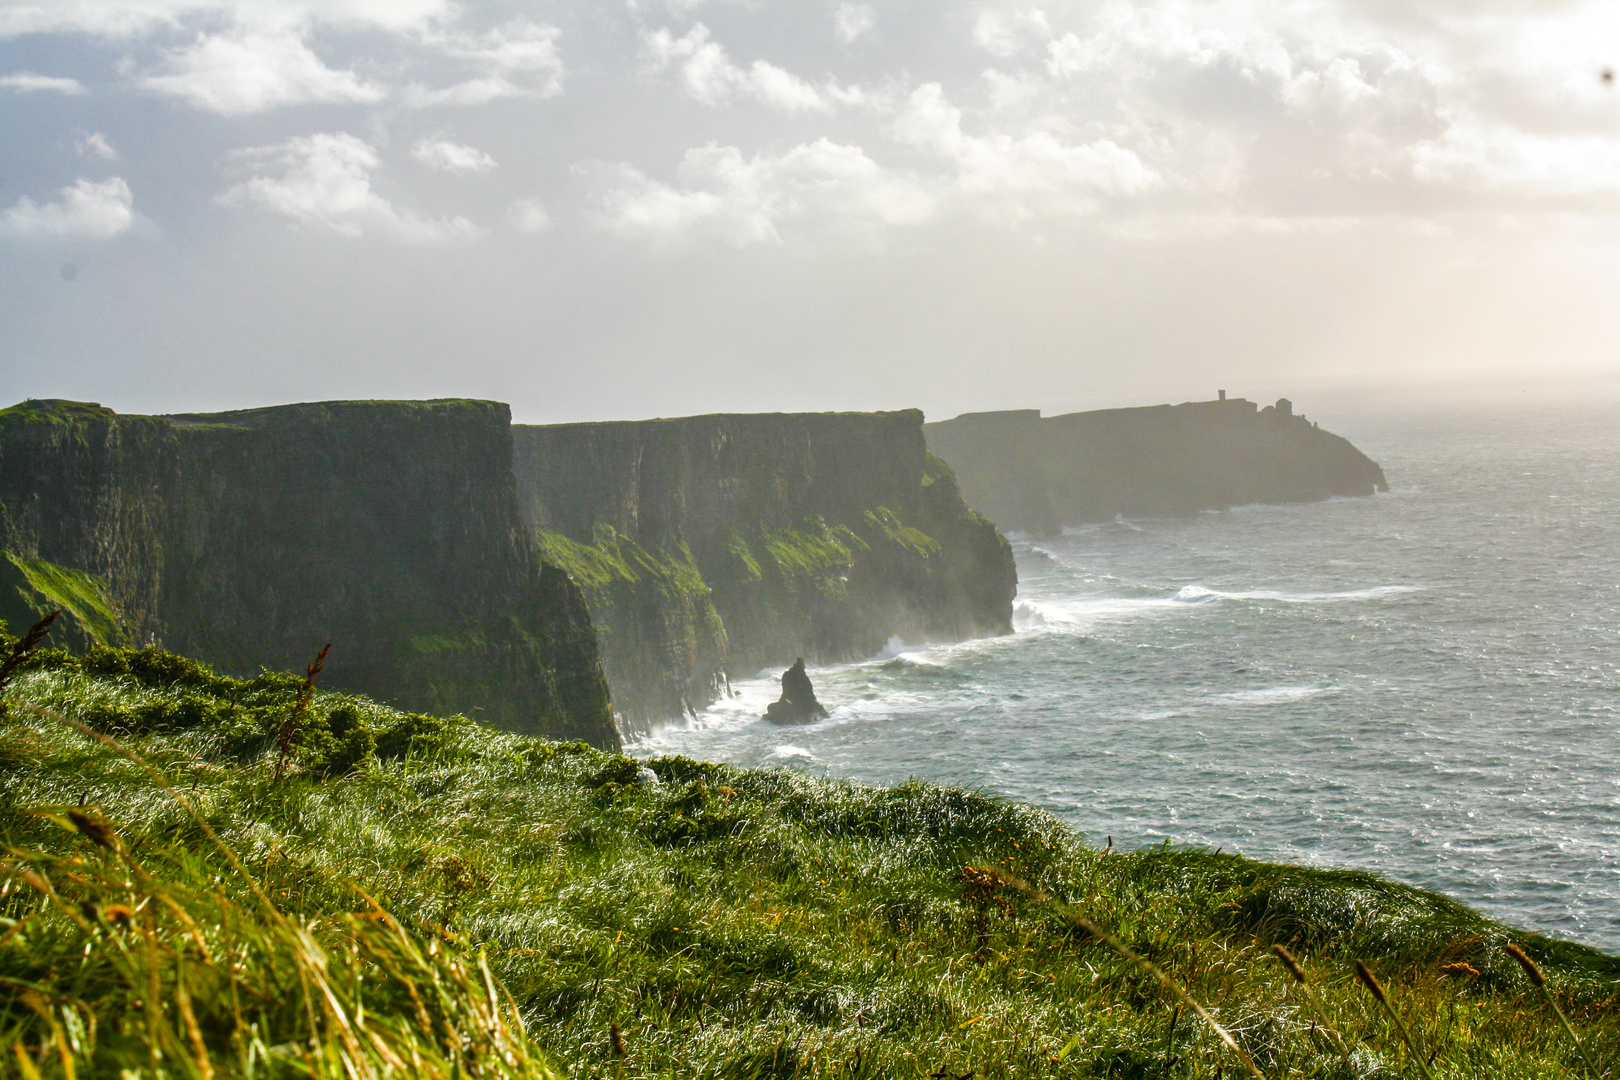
xmin=1271 ymin=945 xmax=1354 ymax=1070
xmin=276 ymin=642 xmax=331 ymax=780
xmin=1069 ymin=914 xmax=1267 ymax=1080
xmin=1505 ymin=942 xmax=1601 ymax=1077
xmin=1354 ymin=960 xmax=1437 ymax=1080
xmin=0 ymin=611 xmax=59 ymax=694
xmin=11 ymin=703 xmax=558 ymax=1078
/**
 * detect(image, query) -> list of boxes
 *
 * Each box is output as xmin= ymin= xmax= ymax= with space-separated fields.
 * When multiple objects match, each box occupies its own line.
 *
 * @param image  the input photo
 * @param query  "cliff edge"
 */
xmin=512 ymin=410 xmax=1016 ymax=734
xmin=0 ymin=398 xmax=618 ymax=748
xmin=924 ymin=397 xmax=1388 ymax=535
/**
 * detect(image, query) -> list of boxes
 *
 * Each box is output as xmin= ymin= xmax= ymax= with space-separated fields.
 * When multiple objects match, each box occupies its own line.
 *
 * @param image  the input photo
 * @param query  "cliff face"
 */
xmin=511 ymin=411 xmax=1016 ymax=733
xmin=924 ymin=398 xmax=1388 ymax=535
xmin=0 ymin=398 xmax=618 ymax=749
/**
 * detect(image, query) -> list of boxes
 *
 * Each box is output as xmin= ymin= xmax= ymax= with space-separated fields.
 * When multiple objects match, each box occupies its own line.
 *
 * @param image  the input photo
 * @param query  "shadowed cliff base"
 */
xmin=0 ymin=398 xmax=619 ymax=749
xmin=511 ymin=411 xmax=1017 ymax=737
xmin=924 ymin=396 xmax=1389 ymax=536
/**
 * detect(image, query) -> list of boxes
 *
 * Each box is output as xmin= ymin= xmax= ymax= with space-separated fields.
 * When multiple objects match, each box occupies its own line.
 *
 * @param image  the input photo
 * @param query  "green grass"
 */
xmin=536 ymin=527 xmax=711 ymax=602
xmin=1 ymin=553 xmax=131 ymax=651
xmin=0 ymin=399 xmax=119 ymax=435
xmin=2 ymin=644 xmax=1616 ymax=1078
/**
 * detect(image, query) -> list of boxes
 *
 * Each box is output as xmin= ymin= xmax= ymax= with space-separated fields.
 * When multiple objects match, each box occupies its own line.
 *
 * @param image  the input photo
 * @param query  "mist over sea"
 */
xmin=633 ymin=402 xmax=1619 ymax=953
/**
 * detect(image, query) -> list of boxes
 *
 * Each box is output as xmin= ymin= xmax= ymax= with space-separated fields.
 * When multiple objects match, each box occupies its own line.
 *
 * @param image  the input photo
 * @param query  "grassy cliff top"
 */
xmin=0 ymin=399 xmax=118 ymax=421
xmin=1 ymin=642 xmax=1614 ymax=1078
xmin=162 ymin=398 xmax=508 ymax=428
xmin=0 ymin=399 xmax=122 ymax=436
xmin=2 ymin=397 xmax=506 ymax=427
xmin=515 ymin=408 xmax=925 ymax=432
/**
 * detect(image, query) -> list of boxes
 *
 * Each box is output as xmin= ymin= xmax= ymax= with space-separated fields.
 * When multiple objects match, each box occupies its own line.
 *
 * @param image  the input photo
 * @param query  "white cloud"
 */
xmin=973 ymin=8 xmax=1442 ymax=208
xmin=972 ymin=8 xmax=1051 ymax=58
xmin=593 ymin=139 xmax=937 ymax=246
xmin=407 ymin=20 xmax=563 ymax=106
xmin=1413 ymin=125 xmax=1620 ymax=197
xmin=834 ymin=3 xmax=875 ymax=43
xmin=1037 ymin=9 xmax=1418 ymax=123
xmin=403 ymin=78 xmax=510 ymax=107
xmin=892 ymin=83 xmax=1161 ymax=214
xmin=644 ymin=24 xmax=844 ymax=113
xmin=77 ymin=131 xmax=118 ymax=160
xmin=0 ymin=1 xmax=455 ymax=39
xmin=1 ymin=177 xmax=133 ymax=239
xmin=510 ymin=197 xmax=550 ymax=233
xmin=1 ymin=3 xmax=560 ymax=111
xmin=412 ymin=137 xmax=496 ymax=173
xmin=220 ymin=132 xmax=478 ymax=243
xmin=143 ymin=29 xmax=385 ymax=113
xmin=0 ymin=71 xmax=87 ymax=94
xmin=593 ymin=78 xmax=1168 ymax=247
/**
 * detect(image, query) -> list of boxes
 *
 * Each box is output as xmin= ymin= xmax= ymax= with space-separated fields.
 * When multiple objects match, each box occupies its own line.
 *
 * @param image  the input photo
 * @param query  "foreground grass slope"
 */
xmin=1 ymin=643 xmax=1616 ymax=1078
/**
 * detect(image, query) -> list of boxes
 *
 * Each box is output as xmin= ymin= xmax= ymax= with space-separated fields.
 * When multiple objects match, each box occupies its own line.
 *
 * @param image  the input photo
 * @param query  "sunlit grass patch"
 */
xmin=2 ymin=643 xmax=1616 ymax=1077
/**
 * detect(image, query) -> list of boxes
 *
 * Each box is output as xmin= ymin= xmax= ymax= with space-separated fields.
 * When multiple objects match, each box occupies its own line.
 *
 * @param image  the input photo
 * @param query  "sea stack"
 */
xmin=763 ymin=658 xmax=829 ymax=725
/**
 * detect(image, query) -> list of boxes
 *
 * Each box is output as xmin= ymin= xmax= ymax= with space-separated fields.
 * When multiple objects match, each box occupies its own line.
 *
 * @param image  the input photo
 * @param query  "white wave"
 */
xmin=1175 ymin=584 xmax=1419 ymax=604
xmin=875 ymin=634 xmax=908 ymax=658
xmin=630 ymin=676 xmax=778 ymax=749
xmin=1173 ymin=586 xmax=1222 ymax=604
xmin=1214 ymin=685 xmax=1336 ymax=705
xmin=1012 ymin=601 xmax=1048 ymax=629
xmin=768 ymin=744 xmax=816 ymax=760
xmin=1060 ymin=519 xmax=1144 ymax=535
xmin=1013 ymin=594 xmax=1184 ymax=631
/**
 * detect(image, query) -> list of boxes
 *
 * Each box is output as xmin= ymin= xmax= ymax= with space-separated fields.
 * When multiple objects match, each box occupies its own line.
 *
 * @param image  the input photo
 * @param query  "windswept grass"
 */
xmin=2 ymin=644 xmax=1616 ymax=1078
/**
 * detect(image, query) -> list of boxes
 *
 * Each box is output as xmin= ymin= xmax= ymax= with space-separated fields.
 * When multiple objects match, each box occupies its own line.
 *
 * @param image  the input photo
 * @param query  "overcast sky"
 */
xmin=0 ymin=0 xmax=1615 ymax=424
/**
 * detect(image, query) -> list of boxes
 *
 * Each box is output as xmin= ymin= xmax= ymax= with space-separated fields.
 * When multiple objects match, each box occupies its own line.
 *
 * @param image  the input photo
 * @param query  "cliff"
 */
xmin=924 ymin=397 xmax=1388 ymax=535
xmin=511 ymin=411 xmax=1016 ymax=733
xmin=0 ymin=398 xmax=618 ymax=748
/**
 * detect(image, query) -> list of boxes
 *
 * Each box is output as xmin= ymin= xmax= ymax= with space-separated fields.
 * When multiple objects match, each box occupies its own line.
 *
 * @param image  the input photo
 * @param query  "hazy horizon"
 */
xmin=2 ymin=1 xmax=1616 ymax=424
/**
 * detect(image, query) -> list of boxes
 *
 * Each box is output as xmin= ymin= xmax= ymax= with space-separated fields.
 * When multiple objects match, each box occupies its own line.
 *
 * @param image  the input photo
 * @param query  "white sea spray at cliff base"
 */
xmin=631 ymin=408 xmax=1620 ymax=953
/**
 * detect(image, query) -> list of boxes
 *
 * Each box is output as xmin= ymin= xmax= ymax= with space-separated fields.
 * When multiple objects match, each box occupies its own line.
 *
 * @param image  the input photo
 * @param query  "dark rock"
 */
xmin=763 ymin=658 xmax=828 ymax=725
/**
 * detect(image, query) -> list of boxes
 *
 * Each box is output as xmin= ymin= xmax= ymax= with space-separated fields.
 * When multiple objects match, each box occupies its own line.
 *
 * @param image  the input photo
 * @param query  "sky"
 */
xmin=0 ymin=0 xmax=1616 ymax=425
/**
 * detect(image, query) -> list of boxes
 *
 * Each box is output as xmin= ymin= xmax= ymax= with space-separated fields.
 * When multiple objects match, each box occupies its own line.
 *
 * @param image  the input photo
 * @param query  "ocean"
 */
xmin=631 ymin=402 xmax=1620 ymax=954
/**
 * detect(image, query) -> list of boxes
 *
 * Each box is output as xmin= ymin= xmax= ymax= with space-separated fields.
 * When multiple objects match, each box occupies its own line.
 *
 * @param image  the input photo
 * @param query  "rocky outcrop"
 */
xmin=0 ymin=398 xmax=618 ymax=749
xmin=924 ymin=397 xmax=1388 ymax=535
xmin=763 ymin=658 xmax=828 ymax=725
xmin=511 ymin=410 xmax=1016 ymax=735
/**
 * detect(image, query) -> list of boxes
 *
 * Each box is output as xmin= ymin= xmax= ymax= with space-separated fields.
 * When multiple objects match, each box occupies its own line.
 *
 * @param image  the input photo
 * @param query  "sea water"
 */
xmin=632 ymin=402 xmax=1620 ymax=953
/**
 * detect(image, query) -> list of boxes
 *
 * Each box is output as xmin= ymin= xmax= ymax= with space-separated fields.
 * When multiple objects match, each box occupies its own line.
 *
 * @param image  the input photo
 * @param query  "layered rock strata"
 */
xmin=0 ymin=399 xmax=618 ymax=748
xmin=511 ymin=410 xmax=1016 ymax=734
xmin=924 ymin=397 xmax=1388 ymax=535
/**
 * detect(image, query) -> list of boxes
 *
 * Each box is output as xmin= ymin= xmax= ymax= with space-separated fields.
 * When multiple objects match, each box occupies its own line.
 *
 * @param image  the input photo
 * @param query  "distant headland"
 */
xmin=924 ymin=394 xmax=1388 ymax=535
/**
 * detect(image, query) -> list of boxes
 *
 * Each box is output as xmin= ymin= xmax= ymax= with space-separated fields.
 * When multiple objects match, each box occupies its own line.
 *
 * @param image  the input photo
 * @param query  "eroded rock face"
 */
xmin=924 ymin=397 xmax=1389 ymax=536
xmin=763 ymin=658 xmax=828 ymax=725
xmin=0 ymin=398 xmax=619 ymax=749
xmin=511 ymin=410 xmax=1017 ymax=736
